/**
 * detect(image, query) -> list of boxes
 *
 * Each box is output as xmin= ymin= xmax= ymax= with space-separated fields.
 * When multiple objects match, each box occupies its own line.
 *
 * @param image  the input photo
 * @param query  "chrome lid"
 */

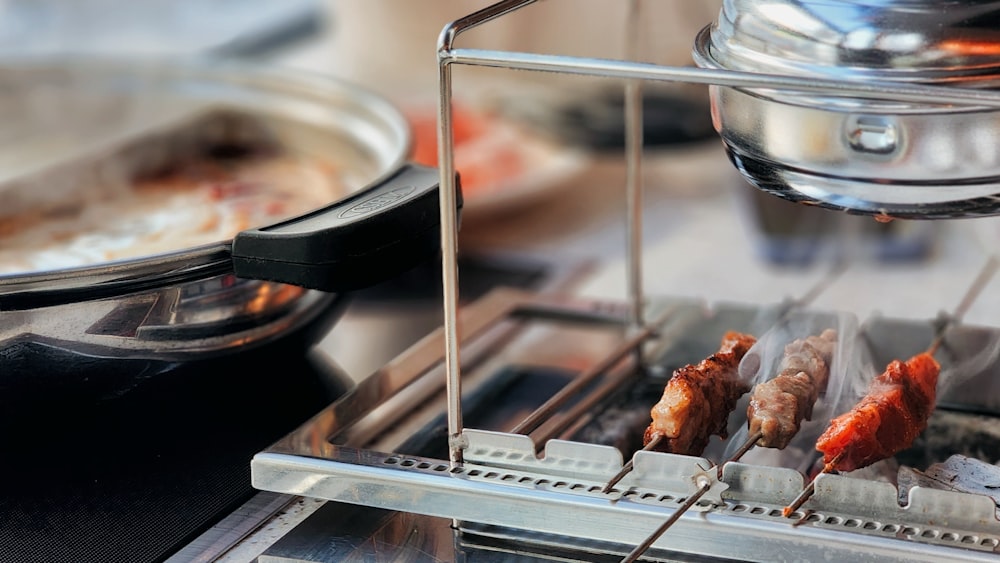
xmin=708 ymin=0 xmax=1000 ymax=85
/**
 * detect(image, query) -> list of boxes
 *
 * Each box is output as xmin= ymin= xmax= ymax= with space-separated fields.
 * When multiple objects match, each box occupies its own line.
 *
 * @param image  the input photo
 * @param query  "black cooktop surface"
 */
xmin=0 ymin=253 xmax=554 ymax=563
xmin=0 ymin=343 xmax=347 ymax=563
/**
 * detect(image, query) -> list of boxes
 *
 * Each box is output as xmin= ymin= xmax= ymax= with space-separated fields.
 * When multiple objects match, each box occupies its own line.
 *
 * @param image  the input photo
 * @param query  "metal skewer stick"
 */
xmin=615 ymin=265 xmax=849 ymax=561
xmin=715 ymin=260 xmax=851 ymax=476
xmin=619 ymin=473 xmax=713 ymax=563
xmin=926 ymin=254 xmax=999 ymax=356
xmin=779 ymin=260 xmax=850 ymax=317
xmin=623 ymin=0 xmax=644 ymax=335
xmin=603 ymin=261 xmax=848 ymax=494
xmin=602 ymin=435 xmax=661 ymax=494
xmin=782 ymin=254 xmax=999 ymax=518
xmin=782 ymin=451 xmax=845 ymax=517
xmin=510 ymin=305 xmax=677 ymax=437
xmin=716 ymin=430 xmax=763 ymax=479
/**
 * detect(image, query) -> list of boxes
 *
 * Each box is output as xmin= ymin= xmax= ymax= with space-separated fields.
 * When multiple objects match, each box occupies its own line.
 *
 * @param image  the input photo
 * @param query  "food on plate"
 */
xmin=0 ymin=148 xmax=344 ymax=275
xmin=644 ymin=331 xmax=757 ymax=456
xmin=406 ymin=104 xmax=529 ymax=198
xmin=747 ymin=329 xmax=838 ymax=449
xmin=815 ymin=352 xmax=940 ymax=472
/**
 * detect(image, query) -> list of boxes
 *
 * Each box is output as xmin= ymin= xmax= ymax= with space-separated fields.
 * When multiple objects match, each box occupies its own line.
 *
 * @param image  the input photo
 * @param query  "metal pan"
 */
xmin=0 ymin=56 xmax=458 ymax=393
xmin=694 ymin=0 xmax=1000 ymax=219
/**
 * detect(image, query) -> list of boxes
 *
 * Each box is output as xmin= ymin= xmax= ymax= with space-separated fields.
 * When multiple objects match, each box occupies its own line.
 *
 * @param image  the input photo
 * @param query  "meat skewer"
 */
xmin=718 ymin=329 xmax=839 ymax=476
xmin=602 ymin=263 xmax=849 ymax=494
xmin=782 ymin=255 xmax=999 ymax=518
xmin=612 ymin=265 xmax=849 ymax=563
xmin=815 ymin=350 xmax=939 ymax=473
xmin=619 ymin=329 xmax=837 ymax=563
xmin=782 ymin=352 xmax=940 ymax=517
xmin=613 ymin=332 xmax=756 ymax=563
xmin=601 ymin=330 xmax=756 ymax=494
xmin=643 ymin=330 xmax=758 ymax=455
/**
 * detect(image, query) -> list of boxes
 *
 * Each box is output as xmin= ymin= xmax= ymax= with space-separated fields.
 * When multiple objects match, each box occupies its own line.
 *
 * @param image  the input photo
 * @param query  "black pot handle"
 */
xmin=231 ymin=164 xmax=461 ymax=292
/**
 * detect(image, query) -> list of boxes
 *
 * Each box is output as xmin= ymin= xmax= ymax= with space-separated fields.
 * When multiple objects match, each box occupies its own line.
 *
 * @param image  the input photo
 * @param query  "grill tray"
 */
xmin=252 ymin=289 xmax=1000 ymax=562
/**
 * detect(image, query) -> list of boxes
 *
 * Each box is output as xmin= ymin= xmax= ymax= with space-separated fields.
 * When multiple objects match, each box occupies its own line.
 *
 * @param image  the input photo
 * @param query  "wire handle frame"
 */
xmin=435 ymin=0 xmax=1000 ymax=466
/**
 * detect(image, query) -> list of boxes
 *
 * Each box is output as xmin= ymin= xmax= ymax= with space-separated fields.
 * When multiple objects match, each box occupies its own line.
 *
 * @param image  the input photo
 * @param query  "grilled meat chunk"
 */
xmin=644 ymin=331 xmax=757 ymax=456
xmin=747 ymin=329 xmax=838 ymax=450
xmin=816 ymin=352 xmax=940 ymax=472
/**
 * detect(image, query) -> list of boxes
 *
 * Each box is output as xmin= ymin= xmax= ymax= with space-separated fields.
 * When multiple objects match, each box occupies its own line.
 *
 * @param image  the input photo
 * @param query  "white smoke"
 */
xmin=710 ymin=309 xmax=873 ymax=474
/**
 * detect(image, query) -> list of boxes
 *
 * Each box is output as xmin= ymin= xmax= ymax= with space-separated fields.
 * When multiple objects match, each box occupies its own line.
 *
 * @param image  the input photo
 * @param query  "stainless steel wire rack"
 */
xmin=251 ymin=1 xmax=1000 ymax=561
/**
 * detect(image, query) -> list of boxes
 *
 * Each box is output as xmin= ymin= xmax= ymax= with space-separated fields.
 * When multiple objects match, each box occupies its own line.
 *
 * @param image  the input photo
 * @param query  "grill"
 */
xmin=251 ymin=291 xmax=1000 ymax=562
xmin=248 ymin=1 xmax=1000 ymax=561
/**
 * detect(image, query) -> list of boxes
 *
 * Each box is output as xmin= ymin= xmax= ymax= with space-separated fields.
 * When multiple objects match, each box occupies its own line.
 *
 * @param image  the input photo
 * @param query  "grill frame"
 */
xmin=250 ymin=1 xmax=1000 ymax=559
xmin=250 ymin=290 xmax=1000 ymax=561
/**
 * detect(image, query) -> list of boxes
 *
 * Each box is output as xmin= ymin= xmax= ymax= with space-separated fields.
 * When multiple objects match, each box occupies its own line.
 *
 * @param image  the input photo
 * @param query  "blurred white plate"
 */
xmin=407 ymin=105 xmax=590 ymax=221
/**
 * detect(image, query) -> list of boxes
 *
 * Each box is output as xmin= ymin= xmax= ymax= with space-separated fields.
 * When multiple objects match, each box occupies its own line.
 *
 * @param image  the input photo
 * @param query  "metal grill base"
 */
xmin=251 ymin=290 xmax=1000 ymax=562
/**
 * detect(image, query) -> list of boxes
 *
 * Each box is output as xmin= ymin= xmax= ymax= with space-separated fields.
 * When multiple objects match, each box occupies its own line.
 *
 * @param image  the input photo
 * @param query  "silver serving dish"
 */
xmin=694 ymin=0 xmax=1000 ymax=219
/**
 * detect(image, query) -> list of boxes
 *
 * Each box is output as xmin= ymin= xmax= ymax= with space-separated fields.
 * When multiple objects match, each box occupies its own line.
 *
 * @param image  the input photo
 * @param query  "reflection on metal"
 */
xmin=624 ymin=0 xmax=645 ymax=332
xmin=251 ymin=291 xmax=1000 ymax=562
xmin=253 ymin=442 xmax=999 ymax=562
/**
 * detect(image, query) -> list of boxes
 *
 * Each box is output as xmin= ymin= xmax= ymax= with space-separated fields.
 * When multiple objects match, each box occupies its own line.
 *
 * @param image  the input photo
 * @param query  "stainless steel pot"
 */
xmin=694 ymin=0 xmax=1000 ymax=219
xmin=0 ymin=56 xmax=455 ymax=384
